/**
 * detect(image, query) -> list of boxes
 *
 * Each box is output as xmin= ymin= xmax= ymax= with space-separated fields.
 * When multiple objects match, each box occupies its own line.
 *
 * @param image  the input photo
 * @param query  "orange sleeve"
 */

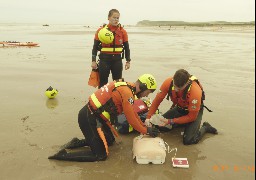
xmin=117 ymin=87 xmax=147 ymax=134
xmin=121 ymin=28 xmax=128 ymax=42
xmin=147 ymin=77 xmax=172 ymax=119
xmin=173 ymin=82 xmax=202 ymax=124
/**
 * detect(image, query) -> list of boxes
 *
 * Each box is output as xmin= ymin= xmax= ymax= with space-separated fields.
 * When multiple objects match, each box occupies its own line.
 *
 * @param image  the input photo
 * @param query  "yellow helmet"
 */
xmin=45 ymin=86 xmax=58 ymax=99
xmin=138 ymin=74 xmax=157 ymax=92
xmin=98 ymin=26 xmax=114 ymax=44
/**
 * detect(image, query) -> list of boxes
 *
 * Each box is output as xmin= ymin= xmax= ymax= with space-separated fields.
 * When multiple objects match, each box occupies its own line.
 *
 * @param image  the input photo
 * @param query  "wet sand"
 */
xmin=0 ymin=24 xmax=255 ymax=179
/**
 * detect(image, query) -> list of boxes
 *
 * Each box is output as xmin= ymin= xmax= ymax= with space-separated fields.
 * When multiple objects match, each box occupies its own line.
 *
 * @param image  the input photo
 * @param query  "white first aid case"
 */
xmin=133 ymin=135 xmax=166 ymax=164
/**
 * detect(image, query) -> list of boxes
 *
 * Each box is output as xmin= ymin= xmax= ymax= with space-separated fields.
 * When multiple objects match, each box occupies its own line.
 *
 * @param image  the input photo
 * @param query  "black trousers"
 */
xmin=98 ymin=57 xmax=123 ymax=88
xmin=161 ymin=106 xmax=205 ymax=145
xmin=78 ymin=104 xmax=115 ymax=160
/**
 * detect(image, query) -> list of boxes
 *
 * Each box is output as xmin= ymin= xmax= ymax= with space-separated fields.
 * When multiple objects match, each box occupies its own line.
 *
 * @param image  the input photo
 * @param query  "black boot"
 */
xmin=48 ymin=149 xmax=68 ymax=160
xmin=202 ymin=122 xmax=218 ymax=134
xmin=60 ymin=137 xmax=88 ymax=149
xmin=48 ymin=149 xmax=105 ymax=162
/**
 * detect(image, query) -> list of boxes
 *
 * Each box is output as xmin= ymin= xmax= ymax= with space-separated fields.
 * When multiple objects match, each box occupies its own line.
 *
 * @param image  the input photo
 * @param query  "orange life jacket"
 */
xmin=89 ymin=81 xmax=135 ymax=124
xmin=167 ymin=75 xmax=205 ymax=110
xmin=100 ymin=24 xmax=125 ymax=54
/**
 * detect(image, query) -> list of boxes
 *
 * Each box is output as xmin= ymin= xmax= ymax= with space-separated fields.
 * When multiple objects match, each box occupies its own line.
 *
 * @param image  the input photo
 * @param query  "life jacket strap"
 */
xmin=202 ymin=105 xmax=213 ymax=112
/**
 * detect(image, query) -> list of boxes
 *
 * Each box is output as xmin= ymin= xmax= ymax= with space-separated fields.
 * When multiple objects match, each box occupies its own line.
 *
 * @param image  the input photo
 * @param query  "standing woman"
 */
xmin=91 ymin=9 xmax=131 ymax=88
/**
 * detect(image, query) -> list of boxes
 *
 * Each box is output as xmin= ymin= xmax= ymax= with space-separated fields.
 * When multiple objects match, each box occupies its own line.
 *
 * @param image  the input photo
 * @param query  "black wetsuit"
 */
xmin=158 ymin=106 xmax=206 ymax=145
xmin=48 ymin=104 xmax=115 ymax=162
xmin=92 ymin=40 xmax=131 ymax=88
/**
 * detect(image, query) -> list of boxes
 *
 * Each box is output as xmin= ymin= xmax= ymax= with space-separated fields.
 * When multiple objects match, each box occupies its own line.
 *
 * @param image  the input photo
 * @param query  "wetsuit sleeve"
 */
xmin=146 ymin=77 xmax=172 ymax=119
xmin=92 ymin=28 xmax=101 ymax=62
xmin=173 ymin=82 xmax=202 ymax=124
xmin=122 ymin=29 xmax=131 ymax=61
xmin=123 ymin=42 xmax=131 ymax=61
xmin=118 ymin=87 xmax=147 ymax=134
xmin=92 ymin=40 xmax=101 ymax=61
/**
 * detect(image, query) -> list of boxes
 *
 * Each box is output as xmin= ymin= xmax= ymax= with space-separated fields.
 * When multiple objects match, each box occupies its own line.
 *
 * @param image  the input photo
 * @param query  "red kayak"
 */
xmin=0 ymin=41 xmax=39 ymax=47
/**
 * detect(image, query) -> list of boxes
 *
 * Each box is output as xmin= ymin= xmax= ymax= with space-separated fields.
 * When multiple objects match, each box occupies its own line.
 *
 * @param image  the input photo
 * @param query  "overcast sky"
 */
xmin=0 ymin=0 xmax=254 ymax=25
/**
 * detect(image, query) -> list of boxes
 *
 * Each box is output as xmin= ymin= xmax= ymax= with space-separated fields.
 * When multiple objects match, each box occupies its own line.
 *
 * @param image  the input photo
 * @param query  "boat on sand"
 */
xmin=0 ymin=41 xmax=39 ymax=47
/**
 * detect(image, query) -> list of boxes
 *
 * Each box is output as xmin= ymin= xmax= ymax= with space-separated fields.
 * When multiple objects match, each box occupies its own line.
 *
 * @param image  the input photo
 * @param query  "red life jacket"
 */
xmin=100 ymin=24 xmax=125 ymax=54
xmin=167 ymin=75 xmax=205 ymax=110
xmin=89 ymin=81 xmax=134 ymax=123
xmin=132 ymin=99 xmax=148 ymax=115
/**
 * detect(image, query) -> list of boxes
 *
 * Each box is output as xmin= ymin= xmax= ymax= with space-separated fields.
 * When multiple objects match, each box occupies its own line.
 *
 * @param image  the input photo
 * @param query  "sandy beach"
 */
xmin=0 ymin=24 xmax=255 ymax=180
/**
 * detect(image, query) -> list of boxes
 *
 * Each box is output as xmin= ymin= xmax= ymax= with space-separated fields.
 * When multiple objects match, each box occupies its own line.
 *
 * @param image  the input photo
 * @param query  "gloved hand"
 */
xmin=147 ymin=127 xmax=159 ymax=137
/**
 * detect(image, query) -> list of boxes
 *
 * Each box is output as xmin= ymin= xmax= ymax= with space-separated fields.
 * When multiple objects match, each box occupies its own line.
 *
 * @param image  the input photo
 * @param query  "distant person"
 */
xmin=91 ymin=9 xmax=131 ymax=88
xmin=48 ymin=74 xmax=159 ymax=162
xmin=145 ymin=69 xmax=218 ymax=145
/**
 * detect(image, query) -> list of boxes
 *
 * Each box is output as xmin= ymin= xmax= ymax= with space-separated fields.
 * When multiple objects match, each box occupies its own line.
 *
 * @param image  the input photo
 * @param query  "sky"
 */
xmin=0 ymin=0 xmax=255 ymax=25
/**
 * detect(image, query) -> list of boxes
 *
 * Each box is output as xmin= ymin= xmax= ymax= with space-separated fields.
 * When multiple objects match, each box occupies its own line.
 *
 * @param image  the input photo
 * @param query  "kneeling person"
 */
xmin=48 ymin=74 xmax=159 ymax=162
xmin=146 ymin=69 xmax=218 ymax=145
